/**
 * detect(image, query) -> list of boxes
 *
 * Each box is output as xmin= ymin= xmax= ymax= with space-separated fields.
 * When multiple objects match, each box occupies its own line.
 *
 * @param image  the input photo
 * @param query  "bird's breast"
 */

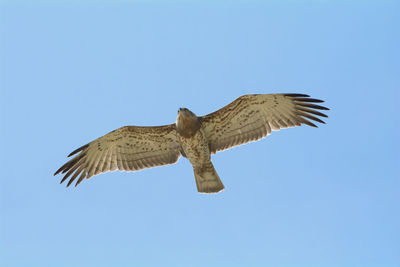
xmin=178 ymin=127 xmax=211 ymax=166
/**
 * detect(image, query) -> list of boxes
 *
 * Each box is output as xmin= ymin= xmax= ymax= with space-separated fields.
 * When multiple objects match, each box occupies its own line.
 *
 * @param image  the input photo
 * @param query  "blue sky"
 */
xmin=1 ymin=1 xmax=399 ymax=266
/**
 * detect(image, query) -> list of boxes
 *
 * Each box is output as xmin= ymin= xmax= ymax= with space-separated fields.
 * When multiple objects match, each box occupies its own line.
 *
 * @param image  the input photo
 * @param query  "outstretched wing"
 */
xmin=54 ymin=124 xmax=181 ymax=187
xmin=200 ymin=93 xmax=329 ymax=153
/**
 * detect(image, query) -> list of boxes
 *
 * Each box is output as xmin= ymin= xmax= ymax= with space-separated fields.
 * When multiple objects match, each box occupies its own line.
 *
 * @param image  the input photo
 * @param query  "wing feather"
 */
xmin=55 ymin=124 xmax=181 ymax=187
xmin=110 ymin=148 xmax=118 ymax=172
xmin=201 ymin=93 xmax=329 ymax=153
xmin=94 ymin=149 xmax=107 ymax=176
xmin=296 ymin=106 xmax=328 ymax=117
xmin=75 ymin=171 xmax=87 ymax=187
xmin=87 ymin=150 xmax=102 ymax=178
xmin=118 ymin=147 xmax=129 ymax=171
xmin=116 ymin=147 xmax=125 ymax=171
xmin=295 ymin=110 xmax=326 ymax=124
xmin=67 ymin=165 xmax=85 ymax=187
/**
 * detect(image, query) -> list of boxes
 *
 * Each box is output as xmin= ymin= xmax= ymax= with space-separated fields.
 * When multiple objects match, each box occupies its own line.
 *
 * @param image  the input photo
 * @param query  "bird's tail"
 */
xmin=193 ymin=162 xmax=224 ymax=193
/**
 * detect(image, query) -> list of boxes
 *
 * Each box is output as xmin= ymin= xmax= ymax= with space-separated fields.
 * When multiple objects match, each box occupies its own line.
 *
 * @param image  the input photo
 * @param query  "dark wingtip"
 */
xmin=309 ymin=123 xmax=318 ymax=128
xmin=310 ymin=117 xmax=326 ymax=124
xmin=68 ymin=144 xmax=89 ymax=157
xmin=54 ymin=166 xmax=65 ymax=176
xmin=305 ymin=123 xmax=318 ymax=128
xmin=298 ymin=103 xmax=330 ymax=110
xmin=297 ymin=107 xmax=328 ymax=118
xmin=317 ymin=113 xmax=328 ymax=118
xmin=67 ymin=179 xmax=74 ymax=187
xmin=294 ymin=98 xmax=325 ymax=103
xmin=60 ymin=175 xmax=69 ymax=184
xmin=284 ymin=93 xmax=310 ymax=97
xmin=298 ymin=117 xmax=318 ymax=128
xmin=75 ymin=172 xmax=87 ymax=187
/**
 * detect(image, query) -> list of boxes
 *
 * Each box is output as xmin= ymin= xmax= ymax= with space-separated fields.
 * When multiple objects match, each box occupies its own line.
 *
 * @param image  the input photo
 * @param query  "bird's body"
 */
xmin=55 ymin=93 xmax=329 ymax=193
xmin=176 ymin=108 xmax=224 ymax=192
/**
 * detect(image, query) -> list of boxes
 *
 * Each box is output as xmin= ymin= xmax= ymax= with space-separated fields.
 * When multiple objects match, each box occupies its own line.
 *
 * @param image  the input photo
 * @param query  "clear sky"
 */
xmin=1 ymin=1 xmax=399 ymax=266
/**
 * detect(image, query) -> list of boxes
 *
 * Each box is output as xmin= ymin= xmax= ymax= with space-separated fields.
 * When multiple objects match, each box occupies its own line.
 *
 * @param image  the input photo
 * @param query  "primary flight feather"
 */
xmin=54 ymin=93 xmax=329 ymax=193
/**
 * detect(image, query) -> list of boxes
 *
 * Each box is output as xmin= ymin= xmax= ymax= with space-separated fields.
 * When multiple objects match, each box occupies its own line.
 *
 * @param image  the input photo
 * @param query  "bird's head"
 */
xmin=177 ymin=107 xmax=196 ymax=117
xmin=178 ymin=108 xmax=197 ymax=120
xmin=176 ymin=107 xmax=200 ymax=134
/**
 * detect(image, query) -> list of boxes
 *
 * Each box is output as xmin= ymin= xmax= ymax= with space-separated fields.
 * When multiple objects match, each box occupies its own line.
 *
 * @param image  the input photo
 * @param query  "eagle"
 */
xmin=54 ymin=93 xmax=328 ymax=193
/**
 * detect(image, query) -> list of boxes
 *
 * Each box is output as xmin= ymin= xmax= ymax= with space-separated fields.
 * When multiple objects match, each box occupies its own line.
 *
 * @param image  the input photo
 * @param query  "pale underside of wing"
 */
xmin=54 ymin=124 xmax=181 ymax=187
xmin=200 ymin=93 xmax=329 ymax=153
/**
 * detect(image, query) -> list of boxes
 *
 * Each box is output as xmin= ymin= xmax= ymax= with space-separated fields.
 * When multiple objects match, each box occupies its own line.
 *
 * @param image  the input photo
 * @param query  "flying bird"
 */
xmin=54 ymin=93 xmax=328 ymax=193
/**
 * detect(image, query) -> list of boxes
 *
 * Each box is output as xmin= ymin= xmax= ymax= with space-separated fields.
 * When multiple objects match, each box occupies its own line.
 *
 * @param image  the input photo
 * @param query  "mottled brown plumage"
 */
xmin=54 ymin=93 xmax=329 ymax=193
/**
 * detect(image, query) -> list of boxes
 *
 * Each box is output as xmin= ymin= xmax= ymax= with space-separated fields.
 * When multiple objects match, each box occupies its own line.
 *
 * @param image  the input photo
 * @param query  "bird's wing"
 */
xmin=54 ymin=124 xmax=181 ymax=187
xmin=200 ymin=93 xmax=329 ymax=153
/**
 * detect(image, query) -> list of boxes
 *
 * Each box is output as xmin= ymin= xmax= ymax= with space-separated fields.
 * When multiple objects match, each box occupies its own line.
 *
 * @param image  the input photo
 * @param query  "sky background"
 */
xmin=1 ymin=1 xmax=399 ymax=266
